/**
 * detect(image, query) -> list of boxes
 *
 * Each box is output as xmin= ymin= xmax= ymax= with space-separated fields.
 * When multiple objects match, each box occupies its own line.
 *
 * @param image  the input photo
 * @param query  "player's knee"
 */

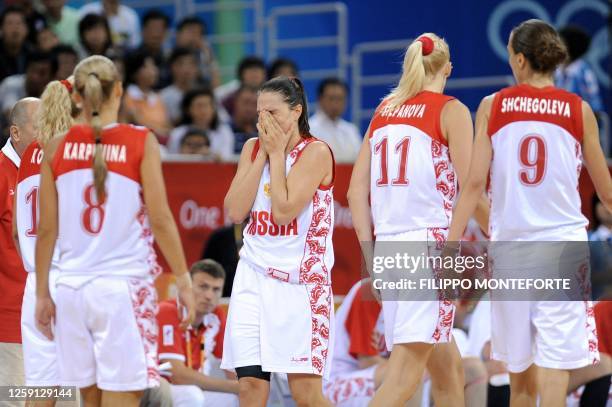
xmin=238 ymin=377 xmax=268 ymax=402
xmin=463 ymin=357 xmax=487 ymax=384
xmin=288 ymin=380 xmax=327 ymax=407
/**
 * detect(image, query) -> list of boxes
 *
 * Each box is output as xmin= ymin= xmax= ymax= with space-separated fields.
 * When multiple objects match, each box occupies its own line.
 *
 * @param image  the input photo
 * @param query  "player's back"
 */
xmin=487 ymin=84 xmax=588 ymax=241
xmin=368 ymin=91 xmax=456 ymax=236
xmin=51 ymin=123 xmax=160 ymax=281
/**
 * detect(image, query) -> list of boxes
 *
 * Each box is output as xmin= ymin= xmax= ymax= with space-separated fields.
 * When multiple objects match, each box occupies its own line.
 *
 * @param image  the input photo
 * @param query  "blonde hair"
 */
xmin=36 ymin=76 xmax=78 ymax=146
xmin=73 ymin=55 xmax=119 ymax=203
xmin=385 ymin=33 xmax=450 ymax=110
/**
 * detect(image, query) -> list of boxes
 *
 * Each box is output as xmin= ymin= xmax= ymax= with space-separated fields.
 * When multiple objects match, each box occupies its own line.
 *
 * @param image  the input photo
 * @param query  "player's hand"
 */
xmin=258 ymin=111 xmax=290 ymax=155
xmin=175 ymin=272 xmax=195 ymax=330
xmin=35 ymin=296 xmax=56 ymax=340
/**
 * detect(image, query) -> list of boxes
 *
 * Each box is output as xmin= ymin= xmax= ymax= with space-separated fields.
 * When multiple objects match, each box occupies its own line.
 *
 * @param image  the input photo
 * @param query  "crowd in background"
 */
xmin=0 ymin=0 xmax=364 ymax=163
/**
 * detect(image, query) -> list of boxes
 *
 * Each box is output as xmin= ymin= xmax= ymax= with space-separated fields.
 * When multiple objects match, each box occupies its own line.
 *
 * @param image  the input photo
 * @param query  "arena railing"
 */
xmin=266 ymin=2 xmax=349 ymax=83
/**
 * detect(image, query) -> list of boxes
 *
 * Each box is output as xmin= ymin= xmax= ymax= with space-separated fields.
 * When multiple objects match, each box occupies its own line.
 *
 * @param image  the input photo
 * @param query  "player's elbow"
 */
xmin=466 ymin=174 xmax=487 ymax=194
xmin=272 ymin=210 xmax=293 ymax=226
xmin=271 ymin=203 xmax=294 ymax=226
xmin=225 ymin=204 xmax=249 ymax=224
xmin=347 ymin=184 xmax=367 ymax=207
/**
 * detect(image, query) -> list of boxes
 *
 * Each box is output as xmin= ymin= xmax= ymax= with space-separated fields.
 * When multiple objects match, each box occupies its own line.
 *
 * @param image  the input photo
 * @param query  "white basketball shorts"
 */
xmin=490 ymin=300 xmax=599 ymax=373
xmin=221 ymin=260 xmax=334 ymax=379
xmin=376 ymin=228 xmax=455 ymax=349
xmin=55 ymin=277 xmax=160 ymax=391
xmin=21 ymin=270 xmax=60 ymax=386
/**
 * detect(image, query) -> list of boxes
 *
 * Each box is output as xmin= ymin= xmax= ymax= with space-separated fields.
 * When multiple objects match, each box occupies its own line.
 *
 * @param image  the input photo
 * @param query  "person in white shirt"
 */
xmin=79 ymin=0 xmax=141 ymax=49
xmin=309 ymin=77 xmax=362 ymax=163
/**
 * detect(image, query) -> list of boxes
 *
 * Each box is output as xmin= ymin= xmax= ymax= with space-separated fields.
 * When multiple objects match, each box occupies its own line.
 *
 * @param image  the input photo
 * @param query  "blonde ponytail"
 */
xmin=85 ymin=73 xmax=107 ymax=203
xmin=73 ymin=55 xmax=120 ymax=204
xmin=36 ymin=78 xmax=76 ymax=145
xmin=385 ymin=33 xmax=450 ymax=111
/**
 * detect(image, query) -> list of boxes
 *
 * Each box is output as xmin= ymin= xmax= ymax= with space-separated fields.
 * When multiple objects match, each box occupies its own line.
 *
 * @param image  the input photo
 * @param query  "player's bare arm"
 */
xmin=224 ymin=137 xmax=267 ymax=223
xmin=447 ymin=95 xmax=494 ymax=243
xmin=581 ymin=101 xmax=612 ymax=211
xmin=141 ymin=132 xmax=195 ymax=329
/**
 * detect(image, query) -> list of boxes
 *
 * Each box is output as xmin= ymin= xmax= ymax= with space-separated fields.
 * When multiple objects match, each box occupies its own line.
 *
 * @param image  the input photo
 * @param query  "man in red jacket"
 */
xmin=0 ymin=97 xmax=40 ymax=396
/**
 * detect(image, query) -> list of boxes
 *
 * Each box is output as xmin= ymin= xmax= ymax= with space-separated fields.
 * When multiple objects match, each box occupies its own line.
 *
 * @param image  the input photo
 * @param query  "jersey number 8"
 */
xmin=82 ymin=184 xmax=106 ymax=235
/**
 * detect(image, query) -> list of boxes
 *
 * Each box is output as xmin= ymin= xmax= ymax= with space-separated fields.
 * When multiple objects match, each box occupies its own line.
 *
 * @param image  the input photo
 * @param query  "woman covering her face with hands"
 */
xmin=222 ymin=76 xmax=336 ymax=407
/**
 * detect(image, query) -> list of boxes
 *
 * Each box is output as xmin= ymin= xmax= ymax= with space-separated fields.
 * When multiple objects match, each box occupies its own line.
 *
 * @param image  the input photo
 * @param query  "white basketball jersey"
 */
xmin=50 ymin=124 xmax=161 ymax=282
xmin=239 ymin=137 xmax=335 ymax=285
xmin=15 ymin=141 xmax=60 ymax=272
xmin=487 ymin=84 xmax=588 ymax=241
xmin=369 ymin=91 xmax=457 ymax=235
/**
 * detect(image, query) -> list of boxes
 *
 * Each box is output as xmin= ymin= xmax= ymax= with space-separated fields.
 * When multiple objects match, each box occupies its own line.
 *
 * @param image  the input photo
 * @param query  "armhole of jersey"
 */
xmin=318 ymin=141 xmax=336 ymax=190
xmin=486 ymin=92 xmax=502 ymax=137
xmin=574 ymin=96 xmax=584 ymax=143
xmin=51 ymin=136 xmax=67 ymax=180
xmin=436 ymin=96 xmax=456 ymax=147
xmin=250 ymin=139 xmax=260 ymax=162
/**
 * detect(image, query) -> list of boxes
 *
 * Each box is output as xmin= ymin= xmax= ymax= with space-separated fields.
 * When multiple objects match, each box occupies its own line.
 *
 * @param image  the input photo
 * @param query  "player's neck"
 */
xmin=422 ymin=76 xmax=445 ymax=94
xmin=519 ymin=74 xmax=554 ymax=89
xmin=86 ymin=110 xmax=118 ymax=128
xmin=284 ymin=132 xmax=302 ymax=155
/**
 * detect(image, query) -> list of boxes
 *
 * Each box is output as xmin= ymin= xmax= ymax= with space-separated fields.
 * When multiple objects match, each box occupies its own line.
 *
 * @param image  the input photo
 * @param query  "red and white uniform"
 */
xmin=157 ymin=299 xmax=226 ymax=374
xmin=222 ymin=137 xmax=335 ymax=378
xmin=369 ymin=91 xmax=457 ymax=347
xmin=324 ymin=280 xmax=385 ymax=407
xmin=488 ymin=84 xmax=588 ymax=241
xmin=0 ymin=139 xmax=27 ymax=345
xmin=50 ymin=123 xmax=160 ymax=391
xmin=157 ymin=300 xmax=238 ymax=407
xmin=15 ymin=141 xmax=61 ymax=385
xmin=487 ymin=84 xmax=598 ymax=372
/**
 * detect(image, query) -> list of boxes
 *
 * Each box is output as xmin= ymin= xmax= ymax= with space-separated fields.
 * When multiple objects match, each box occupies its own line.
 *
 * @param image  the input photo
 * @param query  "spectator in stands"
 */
xmin=267 ymin=57 xmax=299 ymax=79
xmin=157 ymin=260 xmax=239 ymax=406
xmin=51 ymin=44 xmax=78 ymax=80
xmin=161 ymin=48 xmax=199 ymax=124
xmin=35 ymin=26 xmax=59 ymax=52
xmin=79 ymin=0 xmax=141 ymax=49
xmin=0 ymin=51 xmax=55 ymax=121
xmin=179 ymin=128 xmax=218 ymax=161
xmin=41 ymin=0 xmax=80 ymax=48
xmin=139 ymin=9 xmax=171 ymax=86
xmin=0 ymin=97 xmax=40 ymax=395
xmin=168 ymin=87 xmax=234 ymax=160
xmin=0 ymin=6 xmax=31 ymax=82
xmin=123 ymin=49 xmax=171 ymax=142
xmin=175 ymin=16 xmax=220 ymax=88
xmin=230 ymin=85 xmax=258 ymax=155
xmin=77 ymin=13 xmax=113 ymax=59
xmin=310 ymin=77 xmax=362 ymax=162
xmin=555 ymin=25 xmax=603 ymax=113
xmin=217 ymin=56 xmax=266 ymax=116
xmin=11 ymin=0 xmax=46 ymax=46
xmin=201 ymin=222 xmax=245 ymax=297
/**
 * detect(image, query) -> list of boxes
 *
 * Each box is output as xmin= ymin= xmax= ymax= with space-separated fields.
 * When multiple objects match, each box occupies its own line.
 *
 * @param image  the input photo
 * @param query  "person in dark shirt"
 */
xmin=0 ymin=6 xmax=31 ymax=82
xmin=229 ymin=85 xmax=258 ymax=155
xmin=201 ymin=223 xmax=245 ymax=297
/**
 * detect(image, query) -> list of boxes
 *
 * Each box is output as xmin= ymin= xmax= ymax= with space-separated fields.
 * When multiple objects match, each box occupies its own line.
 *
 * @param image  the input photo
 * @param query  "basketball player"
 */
xmin=34 ymin=55 xmax=195 ymax=407
xmin=348 ymin=33 xmax=488 ymax=406
xmin=222 ymin=76 xmax=335 ymax=406
xmin=447 ymin=19 xmax=612 ymax=406
xmin=13 ymin=77 xmax=78 ymax=406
